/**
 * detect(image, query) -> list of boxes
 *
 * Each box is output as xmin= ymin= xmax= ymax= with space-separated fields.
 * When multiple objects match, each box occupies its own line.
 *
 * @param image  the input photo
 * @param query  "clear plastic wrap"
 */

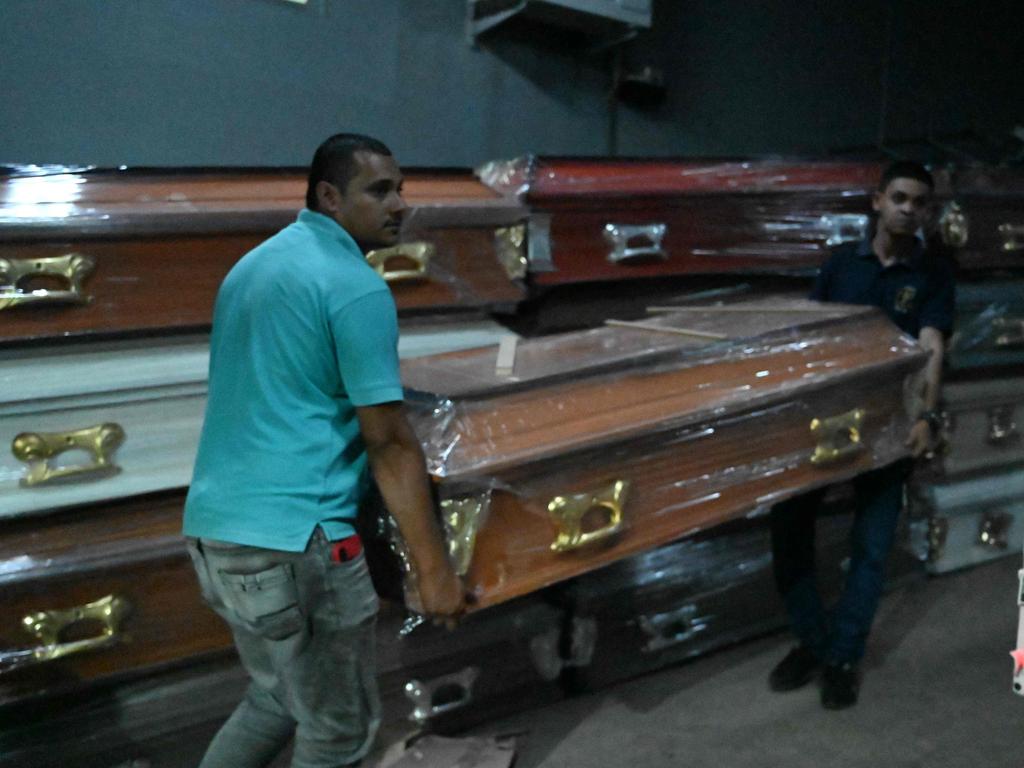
xmin=948 ymin=279 xmax=1024 ymax=370
xmin=476 ymin=156 xmax=892 ymax=281
xmin=388 ymin=298 xmax=928 ymax=610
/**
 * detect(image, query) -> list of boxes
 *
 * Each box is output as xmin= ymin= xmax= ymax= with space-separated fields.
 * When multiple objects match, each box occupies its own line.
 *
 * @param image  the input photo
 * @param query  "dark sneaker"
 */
xmin=769 ymin=645 xmax=822 ymax=692
xmin=821 ymin=662 xmax=859 ymax=709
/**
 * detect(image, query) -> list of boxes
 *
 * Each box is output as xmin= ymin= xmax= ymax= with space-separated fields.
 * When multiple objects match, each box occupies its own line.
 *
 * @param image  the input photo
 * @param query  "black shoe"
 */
xmin=821 ymin=662 xmax=859 ymax=709
xmin=769 ymin=645 xmax=822 ymax=692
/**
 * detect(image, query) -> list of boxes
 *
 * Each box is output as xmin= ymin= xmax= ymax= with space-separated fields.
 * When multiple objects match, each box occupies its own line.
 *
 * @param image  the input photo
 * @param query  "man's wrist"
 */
xmin=917 ymin=409 xmax=943 ymax=433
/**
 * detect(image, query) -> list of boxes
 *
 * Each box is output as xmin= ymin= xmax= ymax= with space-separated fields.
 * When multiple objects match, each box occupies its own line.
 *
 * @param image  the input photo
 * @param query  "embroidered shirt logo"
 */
xmin=894 ymin=286 xmax=917 ymax=314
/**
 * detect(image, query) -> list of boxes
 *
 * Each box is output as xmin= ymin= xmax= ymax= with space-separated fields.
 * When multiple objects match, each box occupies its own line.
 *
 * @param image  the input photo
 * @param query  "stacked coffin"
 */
xmin=5 ymin=155 xmax=1013 ymax=763
xmin=477 ymin=156 xmax=897 ymax=333
xmin=0 ymin=166 xmax=532 ymax=766
xmin=910 ymin=165 xmax=1024 ymax=574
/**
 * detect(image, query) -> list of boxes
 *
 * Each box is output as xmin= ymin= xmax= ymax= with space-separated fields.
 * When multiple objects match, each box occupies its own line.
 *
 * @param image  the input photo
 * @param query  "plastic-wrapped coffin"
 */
xmin=909 ymin=467 xmax=1024 ymax=574
xmin=477 ymin=156 xmax=886 ymax=283
xmin=398 ymin=299 xmax=928 ymax=611
xmin=948 ymin=280 xmax=1024 ymax=371
xmin=936 ymin=376 xmax=1024 ymax=478
xmin=0 ymin=166 xmax=527 ymax=345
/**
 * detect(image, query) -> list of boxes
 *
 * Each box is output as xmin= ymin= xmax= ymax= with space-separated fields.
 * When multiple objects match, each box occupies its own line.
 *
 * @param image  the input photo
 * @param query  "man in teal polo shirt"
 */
xmin=184 ymin=133 xmax=464 ymax=768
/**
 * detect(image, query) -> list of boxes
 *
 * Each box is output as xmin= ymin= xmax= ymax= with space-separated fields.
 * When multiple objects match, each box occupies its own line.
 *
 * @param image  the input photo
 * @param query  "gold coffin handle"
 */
xmin=939 ymin=201 xmax=969 ymax=248
xmin=993 ymin=318 xmax=1024 ymax=348
xmin=365 ymin=242 xmax=433 ymax=282
xmin=999 ymin=223 xmax=1024 ymax=252
xmin=12 ymin=422 xmax=126 ymax=487
xmin=548 ymin=479 xmax=629 ymax=553
xmin=22 ymin=595 xmax=130 ymax=664
xmin=810 ymin=408 xmax=866 ymax=466
xmin=0 ymin=253 xmax=96 ymax=310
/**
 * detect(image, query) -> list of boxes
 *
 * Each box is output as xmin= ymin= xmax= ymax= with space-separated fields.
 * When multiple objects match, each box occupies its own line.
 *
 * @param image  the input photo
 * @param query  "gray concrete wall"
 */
xmin=1 ymin=0 xmax=1020 ymax=167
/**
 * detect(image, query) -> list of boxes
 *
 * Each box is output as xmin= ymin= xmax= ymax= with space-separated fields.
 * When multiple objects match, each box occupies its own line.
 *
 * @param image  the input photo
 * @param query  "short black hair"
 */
xmin=879 ymin=160 xmax=934 ymax=192
xmin=306 ymin=133 xmax=393 ymax=211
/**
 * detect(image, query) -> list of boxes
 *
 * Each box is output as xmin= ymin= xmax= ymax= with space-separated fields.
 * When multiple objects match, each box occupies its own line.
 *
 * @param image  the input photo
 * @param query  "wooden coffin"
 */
xmin=0 ymin=490 xmax=232 ymax=709
xmin=948 ymin=279 xmax=1024 ymax=371
xmin=477 ymin=156 xmax=885 ymax=284
xmin=0 ymin=167 xmax=527 ymax=345
xmin=376 ymin=596 xmax=564 ymax=735
xmin=945 ymin=166 xmax=1024 ymax=272
xmin=398 ymin=299 xmax=927 ymax=611
xmin=910 ymin=467 xmax=1024 ymax=574
xmin=0 ymin=336 xmax=207 ymax=518
xmin=938 ymin=376 xmax=1024 ymax=478
xmin=556 ymin=505 xmax=921 ymax=692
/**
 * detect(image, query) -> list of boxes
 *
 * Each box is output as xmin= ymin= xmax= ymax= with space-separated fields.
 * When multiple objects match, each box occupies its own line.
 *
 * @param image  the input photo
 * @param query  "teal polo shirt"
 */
xmin=183 ymin=209 xmax=404 ymax=551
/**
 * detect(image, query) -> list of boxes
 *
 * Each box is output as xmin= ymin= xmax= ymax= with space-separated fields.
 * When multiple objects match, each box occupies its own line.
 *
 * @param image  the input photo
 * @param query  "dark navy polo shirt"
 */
xmin=810 ymin=238 xmax=955 ymax=337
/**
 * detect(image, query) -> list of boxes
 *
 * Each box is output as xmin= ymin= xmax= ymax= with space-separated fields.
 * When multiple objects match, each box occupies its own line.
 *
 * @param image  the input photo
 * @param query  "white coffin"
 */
xmin=1 ymin=320 xmax=516 ymax=519
xmin=940 ymin=377 xmax=1024 ymax=478
xmin=911 ymin=468 xmax=1024 ymax=574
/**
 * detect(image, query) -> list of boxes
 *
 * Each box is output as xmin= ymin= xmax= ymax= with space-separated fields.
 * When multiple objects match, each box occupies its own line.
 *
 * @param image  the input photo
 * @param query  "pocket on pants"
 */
xmin=185 ymin=540 xmax=217 ymax=606
xmin=324 ymin=553 xmax=380 ymax=628
xmin=217 ymin=562 xmax=306 ymax=641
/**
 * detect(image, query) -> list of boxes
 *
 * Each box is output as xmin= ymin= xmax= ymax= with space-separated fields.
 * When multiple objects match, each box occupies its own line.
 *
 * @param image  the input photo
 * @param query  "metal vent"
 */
xmin=468 ymin=0 xmax=652 ymax=44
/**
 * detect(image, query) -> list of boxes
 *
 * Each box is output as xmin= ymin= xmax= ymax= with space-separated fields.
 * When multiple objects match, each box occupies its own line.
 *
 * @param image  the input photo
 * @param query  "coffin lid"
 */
xmin=401 ymin=298 xmax=926 ymax=480
xmin=477 ymin=155 xmax=895 ymax=200
xmin=0 ymin=166 xmax=525 ymax=238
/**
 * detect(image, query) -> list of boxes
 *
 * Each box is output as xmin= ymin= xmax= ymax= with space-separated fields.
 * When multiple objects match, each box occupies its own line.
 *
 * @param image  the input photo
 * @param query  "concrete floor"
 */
xmin=462 ymin=555 xmax=1024 ymax=768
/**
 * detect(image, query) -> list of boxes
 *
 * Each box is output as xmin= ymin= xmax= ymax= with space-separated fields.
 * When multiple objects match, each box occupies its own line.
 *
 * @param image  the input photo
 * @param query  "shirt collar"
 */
xmin=855 ymin=236 xmax=924 ymax=267
xmin=297 ymin=208 xmax=362 ymax=254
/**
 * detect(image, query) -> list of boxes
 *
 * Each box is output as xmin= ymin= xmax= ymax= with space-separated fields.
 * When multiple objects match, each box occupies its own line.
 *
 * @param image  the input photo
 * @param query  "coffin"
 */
xmin=938 ymin=376 xmax=1024 ymax=478
xmin=556 ymin=504 xmax=921 ymax=692
xmin=477 ymin=156 xmax=887 ymax=284
xmin=910 ymin=467 xmax=1024 ymax=574
xmin=944 ymin=166 xmax=1024 ymax=272
xmin=0 ymin=167 xmax=527 ymax=345
xmin=0 ymin=321 xmax=516 ymax=518
xmin=376 ymin=596 xmax=564 ymax=734
xmin=396 ymin=299 xmax=927 ymax=610
xmin=948 ymin=279 xmax=1024 ymax=371
xmin=0 ymin=490 xmax=231 ymax=708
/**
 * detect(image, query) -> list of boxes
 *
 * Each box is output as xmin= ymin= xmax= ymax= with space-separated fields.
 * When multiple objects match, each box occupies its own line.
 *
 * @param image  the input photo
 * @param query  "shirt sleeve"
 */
xmin=330 ymin=289 xmax=404 ymax=406
xmin=918 ymin=261 xmax=956 ymax=337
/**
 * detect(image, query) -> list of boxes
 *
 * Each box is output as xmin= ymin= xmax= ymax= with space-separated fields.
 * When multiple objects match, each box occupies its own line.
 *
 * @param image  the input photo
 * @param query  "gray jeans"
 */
xmin=186 ymin=527 xmax=380 ymax=768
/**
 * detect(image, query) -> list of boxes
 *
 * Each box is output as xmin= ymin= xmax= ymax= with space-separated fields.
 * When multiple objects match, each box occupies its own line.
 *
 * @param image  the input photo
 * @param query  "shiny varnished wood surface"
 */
xmin=401 ymin=303 xmax=927 ymax=609
xmin=0 ymin=491 xmax=232 ymax=706
xmin=0 ymin=169 xmax=525 ymax=344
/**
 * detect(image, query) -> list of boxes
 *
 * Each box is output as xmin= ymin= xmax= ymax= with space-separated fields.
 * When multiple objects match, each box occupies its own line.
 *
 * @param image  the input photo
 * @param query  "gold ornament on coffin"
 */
xmin=0 ymin=253 xmax=95 ymax=310
xmin=809 ymin=408 xmax=866 ymax=466
xmin=15 ymin=595 xmax=130 ymax=668
xmin=12 ymin=422 xmax=125 ymax=487
xmin=365 ymin=242 xmax=432 ymax=282
xmin=494 ymin=223 xmax=528 ymax=280
xmin=548 ymin=479 xmax=629 ymax=553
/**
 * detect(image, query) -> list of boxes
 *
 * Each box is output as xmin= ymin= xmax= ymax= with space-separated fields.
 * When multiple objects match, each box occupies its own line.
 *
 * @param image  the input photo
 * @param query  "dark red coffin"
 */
xmin=478 ymin=156 xmax=887 ymax=284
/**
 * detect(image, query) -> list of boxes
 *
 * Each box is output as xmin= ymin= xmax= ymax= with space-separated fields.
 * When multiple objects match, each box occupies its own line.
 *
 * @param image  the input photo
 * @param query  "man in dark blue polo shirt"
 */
xmin=767 ymin=161 xmax=954 ymax=709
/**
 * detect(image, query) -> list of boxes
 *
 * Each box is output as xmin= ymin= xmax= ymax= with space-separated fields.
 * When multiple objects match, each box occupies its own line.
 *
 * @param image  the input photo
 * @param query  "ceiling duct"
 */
xmin=467 ymin=0 xmax=652 ymax=46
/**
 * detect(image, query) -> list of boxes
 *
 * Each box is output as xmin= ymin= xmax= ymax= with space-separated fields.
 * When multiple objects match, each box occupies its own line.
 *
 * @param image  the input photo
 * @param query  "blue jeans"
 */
xmin=186 ymin=527 xmax=380 ymax=768
xmin=770 ymin=461 xmax=908 ymax=664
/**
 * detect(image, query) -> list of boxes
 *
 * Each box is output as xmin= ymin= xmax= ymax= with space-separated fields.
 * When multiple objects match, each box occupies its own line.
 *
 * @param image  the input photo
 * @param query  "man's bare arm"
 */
xmin=356 ymin=401 xmax=464 ymax=616
xmin=906 ymin=326 xmax=945 ymax=457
